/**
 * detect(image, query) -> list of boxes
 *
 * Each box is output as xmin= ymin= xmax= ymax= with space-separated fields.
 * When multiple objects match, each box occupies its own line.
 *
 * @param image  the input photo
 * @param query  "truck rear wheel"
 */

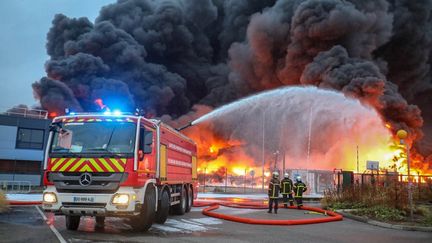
xmin=65 ymin=215 xmax=80 ymax=231
xmin=154 ymin=189 xmax=169 ymax=224
xmin=185 ymin=186 xmax=193 ymax=213
xmin=173 ymin=187 xmax=186 ymax=215
xmin=131 ymin=184 xmax=156 ymax=231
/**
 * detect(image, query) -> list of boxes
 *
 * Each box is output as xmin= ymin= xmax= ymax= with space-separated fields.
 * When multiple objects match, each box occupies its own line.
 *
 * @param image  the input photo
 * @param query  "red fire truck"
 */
xmin=42 ymin=112 xmax=198 ymax=231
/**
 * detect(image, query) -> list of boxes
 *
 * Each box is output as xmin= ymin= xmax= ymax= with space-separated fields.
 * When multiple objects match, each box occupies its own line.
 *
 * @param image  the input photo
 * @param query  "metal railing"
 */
xmin=0 ymin=181 xmax=32 ymax=193
xmin=1 ymin=107 xmax=48 ymax=119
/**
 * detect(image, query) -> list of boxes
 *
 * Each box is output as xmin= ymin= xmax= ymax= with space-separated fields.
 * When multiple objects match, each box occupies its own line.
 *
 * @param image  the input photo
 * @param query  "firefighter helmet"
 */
xmin=284 ymin=173 xmax=289 ymax=178
xmin=272 ymin=171 xmax=279 ymax=178
xmin=295 ymin=175 xmax=302 ymax=182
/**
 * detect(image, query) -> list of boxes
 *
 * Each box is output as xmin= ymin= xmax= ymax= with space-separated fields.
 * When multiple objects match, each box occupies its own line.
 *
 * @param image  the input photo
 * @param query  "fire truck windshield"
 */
xmin=50 ymin=122 xmax=136 ymax=155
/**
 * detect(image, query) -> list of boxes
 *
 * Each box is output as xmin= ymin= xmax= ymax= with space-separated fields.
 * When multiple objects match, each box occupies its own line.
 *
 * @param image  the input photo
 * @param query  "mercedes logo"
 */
xmin=79 ymin=172 xmax=92 ymax=187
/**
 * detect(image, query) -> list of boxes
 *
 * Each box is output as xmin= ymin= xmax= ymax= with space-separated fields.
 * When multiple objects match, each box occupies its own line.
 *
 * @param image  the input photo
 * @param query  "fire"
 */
xmin=181 ymin=112 xmax=431 ymax=185
xmin=94 ymin=98 xmax=110 ymax=111
xmin=48 ymin=112 xmax=57 ymax=118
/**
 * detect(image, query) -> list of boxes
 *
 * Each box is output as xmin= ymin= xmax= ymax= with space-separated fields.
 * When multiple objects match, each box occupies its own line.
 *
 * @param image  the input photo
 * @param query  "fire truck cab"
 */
xmin=42 ymin=113 xmax=198 ymax=231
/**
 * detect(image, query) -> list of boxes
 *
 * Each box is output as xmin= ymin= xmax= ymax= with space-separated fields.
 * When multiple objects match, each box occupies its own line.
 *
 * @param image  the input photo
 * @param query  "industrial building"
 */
xmin=0 ymin=108 xmax=51 ymax=186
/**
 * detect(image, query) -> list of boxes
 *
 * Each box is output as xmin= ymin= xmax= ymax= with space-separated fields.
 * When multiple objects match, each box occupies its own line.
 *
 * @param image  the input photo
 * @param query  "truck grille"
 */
xmin=49 ymin=172 xmax=127 ymax=193
xmin=62 ymin=202 xmax=107 ymax=208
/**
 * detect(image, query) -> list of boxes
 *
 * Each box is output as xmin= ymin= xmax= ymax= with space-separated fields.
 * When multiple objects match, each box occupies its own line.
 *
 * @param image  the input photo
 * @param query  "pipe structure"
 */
xmin=176 ymin=122 xmax=193 ymax=131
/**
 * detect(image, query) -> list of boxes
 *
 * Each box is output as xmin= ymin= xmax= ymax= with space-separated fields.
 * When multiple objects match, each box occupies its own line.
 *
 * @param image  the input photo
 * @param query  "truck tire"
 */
xmin=65 ymin=215 xmax=80 ymax=231
xmin=173 ymin=187 xmax=186 ymax=215
xmin=154 ymin=189 xmax=169 ymax=224
xmin=131 ymin=184 xmax=156 ymax=231
xmin=185 ymin=186 xmax=193 ymax=213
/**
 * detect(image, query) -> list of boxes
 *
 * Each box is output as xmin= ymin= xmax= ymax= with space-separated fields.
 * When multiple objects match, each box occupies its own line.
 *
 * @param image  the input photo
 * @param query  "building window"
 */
xmin=0 ymin=160 xmax=41 ymax=174
xmin=16 ymin=128 xmax=44 ymax=150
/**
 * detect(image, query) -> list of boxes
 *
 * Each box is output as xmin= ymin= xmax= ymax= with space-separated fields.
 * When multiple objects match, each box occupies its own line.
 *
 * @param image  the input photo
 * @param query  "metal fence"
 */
xmin=198 ymin=170 xmax=432 ymax=196
xmin=0 ymin=181 xmax=32 ymax=193
xmin=1 ymin=107 xmax=48 ymax=119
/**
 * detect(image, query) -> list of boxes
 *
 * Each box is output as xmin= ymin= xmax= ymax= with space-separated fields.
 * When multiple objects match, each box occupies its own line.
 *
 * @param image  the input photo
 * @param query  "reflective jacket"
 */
xmin=293 ymin=182 xmax=307 ymax=198
xmin=281 ymin=178 xmax=293 ymax=195
xmin=268 ymin=178 xmax=280 ymax=199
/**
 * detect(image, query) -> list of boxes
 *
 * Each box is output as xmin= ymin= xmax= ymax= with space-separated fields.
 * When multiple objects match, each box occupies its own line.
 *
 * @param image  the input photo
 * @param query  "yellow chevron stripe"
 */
xmin=79 ymin=164 xmax=93 ymax=172
xmin=49 ymin=158 xmax=127 ymax=172
xmin=110 ymin=158 xmax=124 ymax=172
xmin=58 ymin=158 xmax=76 ymax=172
xmin=98 ymin=158 xmax=115 ymax=172
xmin=88 ymin=158 xmax=103 ymax=172
xmin=50 ymin=158 xmax=58 ymax=164
xmin=69 ymin=158 xmax=85 ymax=171
xmin=51 ymin=158 xmax=66 ymax=171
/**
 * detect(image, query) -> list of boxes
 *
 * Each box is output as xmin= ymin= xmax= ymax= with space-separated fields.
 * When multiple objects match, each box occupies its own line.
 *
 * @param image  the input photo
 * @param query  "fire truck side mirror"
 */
xmin=49 ymin=122 xmax=62 ymax=132
xmin=140 ymin=129 xmax=153 ymax=154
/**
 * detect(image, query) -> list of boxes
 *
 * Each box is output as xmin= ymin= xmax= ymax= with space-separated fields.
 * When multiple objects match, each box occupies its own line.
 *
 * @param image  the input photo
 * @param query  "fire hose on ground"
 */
xmin=193 ymin=200 xmax=343 ymax=225
xmin=6 ymin=199 xmax=343 ymax=225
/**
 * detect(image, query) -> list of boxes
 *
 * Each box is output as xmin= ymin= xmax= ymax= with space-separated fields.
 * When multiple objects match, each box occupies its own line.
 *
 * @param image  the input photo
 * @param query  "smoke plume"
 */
xmin=33 ymin=0 xmax=432 ymax=167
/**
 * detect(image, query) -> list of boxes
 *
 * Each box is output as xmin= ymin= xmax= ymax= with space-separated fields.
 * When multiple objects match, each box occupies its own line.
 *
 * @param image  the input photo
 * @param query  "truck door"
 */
xmin=138 ymin=125 xmax=157 ymax=177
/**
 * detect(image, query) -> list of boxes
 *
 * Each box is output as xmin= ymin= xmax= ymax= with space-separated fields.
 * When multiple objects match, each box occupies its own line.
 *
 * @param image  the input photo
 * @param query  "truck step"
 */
xmin=170 ymin=200 xmax=180 ymax=206
xmin=170 ymin=192 xmax=180 ymax=197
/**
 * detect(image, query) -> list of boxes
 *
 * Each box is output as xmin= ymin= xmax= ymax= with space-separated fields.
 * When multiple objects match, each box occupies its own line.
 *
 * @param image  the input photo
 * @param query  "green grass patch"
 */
xmin=352 ymin=205 xmax=405 ymax=222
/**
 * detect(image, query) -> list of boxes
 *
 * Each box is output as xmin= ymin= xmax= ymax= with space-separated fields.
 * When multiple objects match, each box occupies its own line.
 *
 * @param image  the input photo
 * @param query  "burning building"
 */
xmin=31 ymin=0 xmax=432 ymax=179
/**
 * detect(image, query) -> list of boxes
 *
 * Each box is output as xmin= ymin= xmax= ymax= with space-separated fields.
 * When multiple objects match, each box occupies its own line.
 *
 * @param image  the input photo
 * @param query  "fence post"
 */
xmin=225 ymin=168 xmax=227 ymax=193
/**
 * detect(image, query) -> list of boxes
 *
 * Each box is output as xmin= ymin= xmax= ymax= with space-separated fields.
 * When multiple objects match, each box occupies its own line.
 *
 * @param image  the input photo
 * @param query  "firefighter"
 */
xmin=267 ymin=171 xmax=280 ymax=214
xmin=281 ymin=172 xmax=294 ymax=208
xmin=293 ymin=176 xmax=307 ymax=209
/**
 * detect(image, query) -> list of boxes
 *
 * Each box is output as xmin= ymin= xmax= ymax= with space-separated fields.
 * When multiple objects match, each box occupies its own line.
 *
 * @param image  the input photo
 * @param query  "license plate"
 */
xmin=73 ymin=196 xmax=95 ymax=203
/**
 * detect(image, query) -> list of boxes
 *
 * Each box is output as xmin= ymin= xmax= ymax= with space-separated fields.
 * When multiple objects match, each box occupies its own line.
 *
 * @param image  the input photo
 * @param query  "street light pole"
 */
xmin=262 ymin=109 xmax=266 ymax=191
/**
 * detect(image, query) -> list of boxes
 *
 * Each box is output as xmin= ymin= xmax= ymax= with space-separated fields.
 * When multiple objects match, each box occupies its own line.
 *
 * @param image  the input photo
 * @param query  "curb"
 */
xmin=336 ymin=210 xmax=432 ymax=232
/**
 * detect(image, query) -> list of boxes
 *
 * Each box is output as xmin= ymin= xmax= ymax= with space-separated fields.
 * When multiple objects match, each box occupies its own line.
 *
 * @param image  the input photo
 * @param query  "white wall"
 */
xmin=0 ymin=125 xmax=44 ymax=161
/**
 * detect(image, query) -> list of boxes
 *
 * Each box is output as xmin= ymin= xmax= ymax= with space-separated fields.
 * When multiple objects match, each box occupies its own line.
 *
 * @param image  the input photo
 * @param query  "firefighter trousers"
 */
xmin=282 ymin=194 xmax=294 ymax=207
xmin=268 ymin=198 xmax=278 ymax=213
xmin=295 ymin=197 xmax=303 ymax=208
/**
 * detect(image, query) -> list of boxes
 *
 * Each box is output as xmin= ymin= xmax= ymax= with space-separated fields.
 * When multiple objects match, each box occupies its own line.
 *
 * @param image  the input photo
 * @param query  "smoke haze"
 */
xmin=32 ymin=0 xmax=432 ymax=166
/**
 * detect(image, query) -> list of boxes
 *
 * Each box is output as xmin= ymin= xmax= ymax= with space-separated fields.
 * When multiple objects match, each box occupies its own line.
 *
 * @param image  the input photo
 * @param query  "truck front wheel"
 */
xmin=131 ymin=184 xmax=156 ymax=231
xmin=65 ymin=215 xmax=80 ymax=231
xmin=154 ymin=189 xmax=169 ymax=224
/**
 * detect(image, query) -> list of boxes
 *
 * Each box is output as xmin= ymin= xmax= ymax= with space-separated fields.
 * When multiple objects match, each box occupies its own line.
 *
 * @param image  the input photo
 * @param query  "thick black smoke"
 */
xmin=33 ymin=0 xmax=432 ymax=164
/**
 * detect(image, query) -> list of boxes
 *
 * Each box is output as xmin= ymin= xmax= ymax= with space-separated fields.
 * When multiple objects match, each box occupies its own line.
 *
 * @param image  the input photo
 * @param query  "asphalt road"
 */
xmin=0 ymin=205 xmax=430 ymax=243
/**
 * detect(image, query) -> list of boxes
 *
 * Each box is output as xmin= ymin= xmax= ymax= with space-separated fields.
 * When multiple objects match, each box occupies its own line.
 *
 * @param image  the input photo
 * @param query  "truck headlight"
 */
xmin=111 ymin=194 xmax=129 ymax=205
xmin=43 ymin=192 xmax=57 ymax=203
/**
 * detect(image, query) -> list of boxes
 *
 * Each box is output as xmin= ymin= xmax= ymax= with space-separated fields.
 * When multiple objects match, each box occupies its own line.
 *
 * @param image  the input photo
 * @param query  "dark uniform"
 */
xmin=268 ymin=178 xmax=280 ymax=213
xmin=293 ymin=181 xmax=307 ymax=208
xmin=281 ymin=177 xmax=294 ymax=207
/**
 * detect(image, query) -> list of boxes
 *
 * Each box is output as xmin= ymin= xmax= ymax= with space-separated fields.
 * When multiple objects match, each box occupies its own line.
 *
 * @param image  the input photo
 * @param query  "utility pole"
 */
xmin=397 ymin=130 xmax=413 ymax=221
xmin=356 ymin=145 xmax=359 ymax=172
xmin=262 ymin=110 xmax=266 ymax=191
xmin=282 ymin=150 xmax=286 ymax=174
xmin=273 ymin=150 xmax=279 ymax=171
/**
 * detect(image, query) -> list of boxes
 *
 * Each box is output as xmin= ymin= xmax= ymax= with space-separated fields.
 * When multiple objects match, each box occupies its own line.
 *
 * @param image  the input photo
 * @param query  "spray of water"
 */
xmin=192 ymin=86 xmax=393 ymax=171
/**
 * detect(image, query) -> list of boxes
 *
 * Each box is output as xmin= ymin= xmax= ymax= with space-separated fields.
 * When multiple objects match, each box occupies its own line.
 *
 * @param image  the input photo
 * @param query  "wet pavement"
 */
xmin=0 ymin=201 xmax=431 ymax=243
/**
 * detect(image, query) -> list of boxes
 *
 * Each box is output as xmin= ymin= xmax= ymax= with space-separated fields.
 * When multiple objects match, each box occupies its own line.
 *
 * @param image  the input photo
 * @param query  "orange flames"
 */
xmin=184 ymin=121 xmax=431 ymax=182
xmin=182 ymin=123 xmax=264 ymax=178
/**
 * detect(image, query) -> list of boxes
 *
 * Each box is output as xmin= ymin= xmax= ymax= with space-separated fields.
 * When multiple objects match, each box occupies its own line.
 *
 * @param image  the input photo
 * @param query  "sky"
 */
xmin=0 ymin=0 xmax=115 ymax=111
